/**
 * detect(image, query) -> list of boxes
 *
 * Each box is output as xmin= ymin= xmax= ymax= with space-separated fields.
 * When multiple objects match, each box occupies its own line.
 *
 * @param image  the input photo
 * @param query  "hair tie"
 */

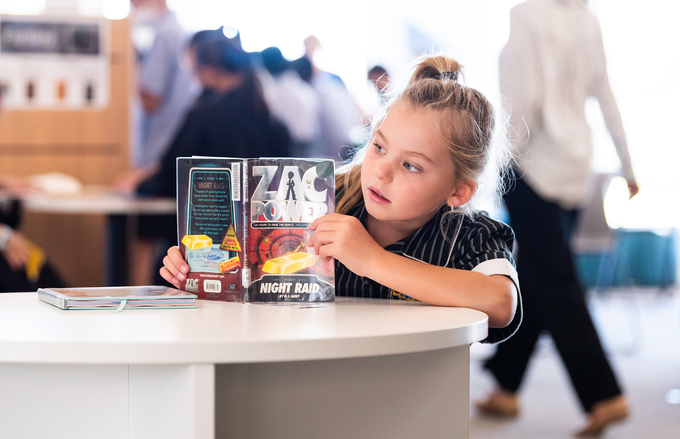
xmin=440 ymin=71 xmax=458 ymax=81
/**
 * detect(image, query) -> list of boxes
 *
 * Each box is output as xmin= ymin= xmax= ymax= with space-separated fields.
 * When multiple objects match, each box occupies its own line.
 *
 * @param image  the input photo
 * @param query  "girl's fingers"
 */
xmin=159 ymin=267 xmax=180 ymax=287
xmin=163 ymin=254 xmax=187 ymax=281
xmin=308 ymin=230 xmax=335 ymax=256
xmin=167 ymin=246 xmax=189 ymax=274
xmin=308 ymin=213 xmax=345 ymax=231
xmin=317 ymin=243 xmax=335 ymax=263
xmin=307 ymin=225 xmax=335 ymax=247
xmin=161 ymin=247 xmax=185 ymax=286
xmin=162 ymin=254 xmax=178 ymax=275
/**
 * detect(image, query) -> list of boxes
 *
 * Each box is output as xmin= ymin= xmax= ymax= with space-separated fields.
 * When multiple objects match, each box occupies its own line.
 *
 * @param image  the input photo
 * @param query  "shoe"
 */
xmin=475 ymin=389 xmax=519 ymax=418
xmin=575 ymin=395 xmax=629 ymax=437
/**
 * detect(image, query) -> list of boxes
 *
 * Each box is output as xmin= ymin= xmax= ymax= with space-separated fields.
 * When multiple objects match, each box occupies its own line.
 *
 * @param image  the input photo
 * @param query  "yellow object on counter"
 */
xmin=262 ymin=252 xmax=317 ymax=274
xmin=182 ymin=234 xmax=213 ymax=250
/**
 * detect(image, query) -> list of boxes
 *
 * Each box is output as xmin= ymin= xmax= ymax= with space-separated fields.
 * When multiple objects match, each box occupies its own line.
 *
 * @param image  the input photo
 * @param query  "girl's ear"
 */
xmin=447 ymin=180 xmax=475 ymax=208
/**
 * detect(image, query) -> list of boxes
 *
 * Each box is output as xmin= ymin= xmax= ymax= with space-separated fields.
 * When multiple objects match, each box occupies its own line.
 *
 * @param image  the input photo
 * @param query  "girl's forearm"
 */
xmin=366 ymin=250 xmax=517 ymax=328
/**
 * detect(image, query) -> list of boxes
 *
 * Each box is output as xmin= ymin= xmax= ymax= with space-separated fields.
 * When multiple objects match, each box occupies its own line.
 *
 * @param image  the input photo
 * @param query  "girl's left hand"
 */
xmin=307 ymin=213 xmax=383 ymax=277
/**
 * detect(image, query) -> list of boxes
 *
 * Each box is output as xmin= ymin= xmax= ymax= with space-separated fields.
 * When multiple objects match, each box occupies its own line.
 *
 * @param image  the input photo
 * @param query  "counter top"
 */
xmin=0 ymin=293 xmax=488 ymax=365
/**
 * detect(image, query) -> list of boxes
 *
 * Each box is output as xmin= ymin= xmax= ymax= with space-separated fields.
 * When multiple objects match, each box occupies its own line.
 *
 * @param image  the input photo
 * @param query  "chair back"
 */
xmin=572 ymin=173 xmax=616 ymax=253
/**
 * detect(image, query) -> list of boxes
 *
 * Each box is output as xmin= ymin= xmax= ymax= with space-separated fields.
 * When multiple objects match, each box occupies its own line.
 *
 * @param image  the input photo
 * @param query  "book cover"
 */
xmin=176 ymin=157 xmax=335 ymax=303
xmin=245 ymin=158 xmax=335 ymax=302
xmin=177 ymin=157 xmax=245 ymax=301
xmin=37 ymin=286 xmax=197 ymax=310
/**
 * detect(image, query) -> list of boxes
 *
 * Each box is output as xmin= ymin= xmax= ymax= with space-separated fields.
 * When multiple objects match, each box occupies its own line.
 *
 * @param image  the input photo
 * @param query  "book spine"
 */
xmin=242 ymin=160 xmax=250 ymax=295
xmin=175 ymin=157 xmax=180 ymax=246
xmin=37 ymin=290 xmax=67 ymax=309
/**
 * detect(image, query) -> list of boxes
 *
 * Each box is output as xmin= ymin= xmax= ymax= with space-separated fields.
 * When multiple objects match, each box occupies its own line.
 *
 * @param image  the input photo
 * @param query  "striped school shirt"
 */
xmin=335 ymin=200 xmax=522 ymax=344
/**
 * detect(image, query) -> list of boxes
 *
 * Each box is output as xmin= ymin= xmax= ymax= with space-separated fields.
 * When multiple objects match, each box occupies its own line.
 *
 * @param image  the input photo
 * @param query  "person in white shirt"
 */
xmin=476 ymin=0 xmax=637 ymax=436
xmin=293 ymin=36 xmax=363 ymax=160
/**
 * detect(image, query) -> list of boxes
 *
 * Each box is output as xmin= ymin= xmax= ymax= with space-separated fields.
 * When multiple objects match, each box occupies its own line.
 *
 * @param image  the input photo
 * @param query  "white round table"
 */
xmin=0 ymin=293 xmax=488 ymax=439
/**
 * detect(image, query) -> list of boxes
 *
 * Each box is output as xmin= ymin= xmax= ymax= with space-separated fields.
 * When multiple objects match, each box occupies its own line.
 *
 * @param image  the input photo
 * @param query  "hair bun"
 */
xmin=439 ymin=71 xmax=458 ymax=81
xmin=410 ymin=56 xmax=463 ymax=84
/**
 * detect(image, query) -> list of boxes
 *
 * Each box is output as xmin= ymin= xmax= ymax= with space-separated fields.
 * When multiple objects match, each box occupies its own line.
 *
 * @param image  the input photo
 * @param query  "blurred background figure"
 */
xmin=292 ymin=35 xmax=362 ymax=161
xmin=183 ymin=27 xmax=243 ymax=111
xmin=301 ymin=35 xmax=344 ymax=86
xmin=0 ymin=178 xmax=65 ymax=293
xmin=367 ymin=65 xmax=390 ymax=101
xmin=288 ymin=35 xmax=361 ymax=160
xmin=260 ymin=46 xmax=321 ymax=158
xmin=132 ymin=35 xmax=290 ymax=285
xmin=116 ymin=0 xmax=197 ymax=193
xmin=477 ymin=0 xmax=638 ymax=436
xmin=0 ymin=85 xmax=66 ymax=292
xmin=359 ymin=64 xmax=392 ymax=126
xmin=0 ymin=173 xmax=67 ymax=293
xmin=115 ymin=0 xmax=196 ymax=285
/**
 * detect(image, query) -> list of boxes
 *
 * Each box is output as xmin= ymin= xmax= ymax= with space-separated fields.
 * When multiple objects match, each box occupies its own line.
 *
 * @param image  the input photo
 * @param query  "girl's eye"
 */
xmin=373 ymin=143 xmax=385 ymax=154
xmin=404 ymin=162 xmax=422 ymax=172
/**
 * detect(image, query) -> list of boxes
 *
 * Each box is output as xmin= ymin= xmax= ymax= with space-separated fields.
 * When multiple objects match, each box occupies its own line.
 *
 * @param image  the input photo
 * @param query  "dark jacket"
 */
xmin=140 ymin=86 xmax=291 ymax=198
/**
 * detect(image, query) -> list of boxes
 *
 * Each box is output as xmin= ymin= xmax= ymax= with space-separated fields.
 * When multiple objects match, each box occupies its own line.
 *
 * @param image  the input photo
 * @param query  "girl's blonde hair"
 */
xmin=336 ymin=54 xmax=510 ymax=215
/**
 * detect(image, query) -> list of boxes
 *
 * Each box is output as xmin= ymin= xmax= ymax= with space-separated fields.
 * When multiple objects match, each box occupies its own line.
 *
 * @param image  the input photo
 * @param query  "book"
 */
xmin=37 ymin=286 xmax=198 ymax=310
xmin=176 ymin=157 xmax=335 ymax=303
xmin=176 ymin=157 xmax=246 ymax=302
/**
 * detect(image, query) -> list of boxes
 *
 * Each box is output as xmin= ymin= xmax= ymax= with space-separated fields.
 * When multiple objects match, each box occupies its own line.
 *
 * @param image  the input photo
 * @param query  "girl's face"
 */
xmin=361 ymin=100 xmax=471 ymax=234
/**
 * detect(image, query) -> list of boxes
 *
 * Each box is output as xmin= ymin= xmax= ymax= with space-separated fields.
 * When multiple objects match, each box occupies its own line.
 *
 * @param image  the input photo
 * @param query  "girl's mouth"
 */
xmin=368 ymin=187 xmax=390 ymax=204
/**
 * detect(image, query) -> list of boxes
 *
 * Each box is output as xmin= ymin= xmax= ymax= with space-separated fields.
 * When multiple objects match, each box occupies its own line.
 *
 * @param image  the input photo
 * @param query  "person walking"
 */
xmin=476 ymin=0 xmax=638 ymax=436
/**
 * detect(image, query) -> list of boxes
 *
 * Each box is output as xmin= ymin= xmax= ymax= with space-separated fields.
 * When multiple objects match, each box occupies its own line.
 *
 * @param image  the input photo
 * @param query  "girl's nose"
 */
xmin=374 ymin=159 xmax=393 ymax=182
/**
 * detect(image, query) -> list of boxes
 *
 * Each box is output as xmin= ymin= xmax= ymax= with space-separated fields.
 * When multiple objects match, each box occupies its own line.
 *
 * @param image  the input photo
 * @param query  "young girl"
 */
xmin=160 ymin=54 xmax=522 ymax=343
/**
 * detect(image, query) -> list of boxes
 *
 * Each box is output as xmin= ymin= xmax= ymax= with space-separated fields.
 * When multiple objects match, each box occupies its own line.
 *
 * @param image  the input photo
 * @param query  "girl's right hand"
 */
xmin=160 ymin=246 xmax=189 ymax=288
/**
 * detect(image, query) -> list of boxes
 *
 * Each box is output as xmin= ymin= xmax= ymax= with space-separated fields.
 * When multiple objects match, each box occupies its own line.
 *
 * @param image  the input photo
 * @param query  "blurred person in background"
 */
xmin=149 ymin=37 xmax=291 ymax=178
xmin=476 ymin=0 xmax=638 ymax=436
xmin=300 ymin=35 xmax=363 ymax=160
xmin=132 ymin=36 xmax=290 ymax=285
xmin=115 ymin=0 xmax=195 ymax=284
xmin=301 ymin=35 xmax=345 ymax=86
xmin=0 ymin=185 xmax=66 ymax=293
xmin=0 ymin=96 xmax=66 ymax=292
xmin=260 ymin=46 xmax=321 ymax=158
xmin=116 ymin=0 xmax=197 ymax=193
xmin=359 ymin=64 xmax=392 ymax=126
xmin=292 ymin=48 xmax=361 ymax=161
xmin=182 ymin=28 xmax=241 ymax=111
xmin=367 ymin=65 xmax=390 ymax=102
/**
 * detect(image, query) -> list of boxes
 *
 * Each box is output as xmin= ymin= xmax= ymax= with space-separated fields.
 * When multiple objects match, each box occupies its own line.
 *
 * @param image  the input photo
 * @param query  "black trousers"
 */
xmin=484 ymin=175 xmax=622 ymax=413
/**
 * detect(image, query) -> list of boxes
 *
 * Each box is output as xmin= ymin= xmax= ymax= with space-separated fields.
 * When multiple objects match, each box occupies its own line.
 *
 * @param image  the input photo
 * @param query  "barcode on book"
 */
xmin=231 ymin=162 xmax=241 ymax=201
xmin=203 ymin=280 xmax=221 ymax=293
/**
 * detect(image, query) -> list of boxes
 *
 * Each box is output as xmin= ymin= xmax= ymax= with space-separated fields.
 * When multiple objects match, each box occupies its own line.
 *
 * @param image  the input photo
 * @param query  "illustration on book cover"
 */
xmin=177 ymin=157 xmax=245 ymax=301
xmin=246 ymin=158 xmax=335 ymax=302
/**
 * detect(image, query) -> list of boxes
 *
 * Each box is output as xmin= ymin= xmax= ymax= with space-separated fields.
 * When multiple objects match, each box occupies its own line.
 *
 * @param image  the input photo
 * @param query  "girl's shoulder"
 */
xmin=457 ymin=211 xmax=515 ymax=247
